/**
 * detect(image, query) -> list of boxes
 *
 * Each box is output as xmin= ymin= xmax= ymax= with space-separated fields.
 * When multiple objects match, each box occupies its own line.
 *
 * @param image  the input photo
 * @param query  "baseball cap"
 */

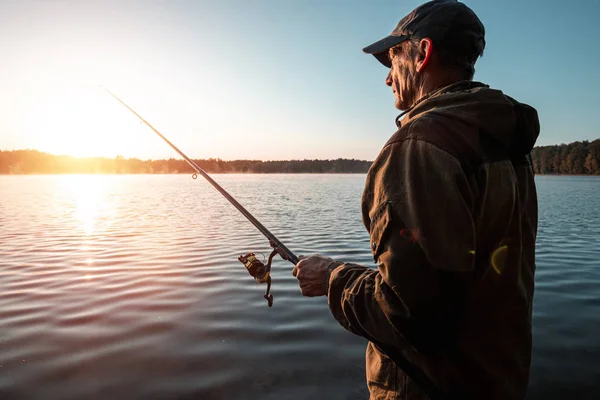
xmin=363 ymin=0 xmax=485 ymax=68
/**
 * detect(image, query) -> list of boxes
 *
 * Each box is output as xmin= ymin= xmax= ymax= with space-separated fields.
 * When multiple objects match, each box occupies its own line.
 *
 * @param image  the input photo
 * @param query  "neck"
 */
xmin=415 ymin=72 xmax=466 ymax=105
xmin=396 ymin=73 xmax=469 ymax=126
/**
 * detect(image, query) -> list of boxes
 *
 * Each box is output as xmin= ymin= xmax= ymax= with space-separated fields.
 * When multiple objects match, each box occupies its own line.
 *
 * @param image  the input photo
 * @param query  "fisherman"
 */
xmin=292 ymin=0 xmax=540 ymax=398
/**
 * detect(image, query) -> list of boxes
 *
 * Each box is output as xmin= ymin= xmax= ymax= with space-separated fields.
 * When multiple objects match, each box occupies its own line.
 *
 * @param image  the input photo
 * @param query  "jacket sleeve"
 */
xmin=327 ymin=138 xmax=476 ymax=354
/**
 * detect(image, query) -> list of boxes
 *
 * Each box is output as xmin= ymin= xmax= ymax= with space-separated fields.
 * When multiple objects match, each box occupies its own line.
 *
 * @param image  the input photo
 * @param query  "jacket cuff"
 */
xmin=324 ymin=261 xmax=344 ymax=296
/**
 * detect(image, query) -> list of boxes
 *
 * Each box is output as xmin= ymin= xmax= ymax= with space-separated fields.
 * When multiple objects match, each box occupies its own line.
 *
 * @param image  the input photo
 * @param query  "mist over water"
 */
xmin=1 ymin=174 xmax=599 ymax=399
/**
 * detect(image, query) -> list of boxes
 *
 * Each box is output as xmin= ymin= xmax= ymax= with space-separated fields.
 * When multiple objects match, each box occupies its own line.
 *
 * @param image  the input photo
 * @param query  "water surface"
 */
xmin=1 ymin=174 xmax=599 ymax=399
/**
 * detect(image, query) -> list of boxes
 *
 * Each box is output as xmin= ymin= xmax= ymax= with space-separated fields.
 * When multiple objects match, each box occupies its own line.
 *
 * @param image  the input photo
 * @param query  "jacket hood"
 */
xmin=400 ymin=81 xmax=540 ymax=156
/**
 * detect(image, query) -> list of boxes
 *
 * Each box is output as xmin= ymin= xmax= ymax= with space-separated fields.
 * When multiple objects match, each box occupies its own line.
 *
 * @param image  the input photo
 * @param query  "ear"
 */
xmin=416 ymin=38 xmax=433 ymax=73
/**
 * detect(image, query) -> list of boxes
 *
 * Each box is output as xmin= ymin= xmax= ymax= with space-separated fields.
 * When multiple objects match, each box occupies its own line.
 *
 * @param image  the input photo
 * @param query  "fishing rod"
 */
xmin=104 ymin=87 xmax=298 ymax=307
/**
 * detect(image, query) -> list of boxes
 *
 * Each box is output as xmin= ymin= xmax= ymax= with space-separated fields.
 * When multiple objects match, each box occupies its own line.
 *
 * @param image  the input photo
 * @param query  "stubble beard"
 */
xmin=398 ymin=60 xmax=424 ymax=111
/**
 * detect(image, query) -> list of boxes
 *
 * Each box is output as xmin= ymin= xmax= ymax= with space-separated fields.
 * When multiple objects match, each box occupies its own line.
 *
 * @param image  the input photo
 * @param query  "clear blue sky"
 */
xmin=1 ymin=0 xmax=599 ymax=161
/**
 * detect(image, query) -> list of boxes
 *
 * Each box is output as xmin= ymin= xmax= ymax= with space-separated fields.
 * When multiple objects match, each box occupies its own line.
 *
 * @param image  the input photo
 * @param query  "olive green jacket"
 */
xmin=327 ymin=81 xmax=540 ymax=399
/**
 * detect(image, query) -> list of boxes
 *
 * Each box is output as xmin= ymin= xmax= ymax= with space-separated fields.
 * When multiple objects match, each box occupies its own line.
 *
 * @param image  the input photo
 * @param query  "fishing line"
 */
xmin=104 ymin=87 xmax=298 ymax=307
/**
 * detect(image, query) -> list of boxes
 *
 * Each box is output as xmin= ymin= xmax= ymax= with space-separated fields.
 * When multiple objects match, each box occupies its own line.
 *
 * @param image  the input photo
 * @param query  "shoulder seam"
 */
xmin=383 ymin=132 xmax=462 ymax=166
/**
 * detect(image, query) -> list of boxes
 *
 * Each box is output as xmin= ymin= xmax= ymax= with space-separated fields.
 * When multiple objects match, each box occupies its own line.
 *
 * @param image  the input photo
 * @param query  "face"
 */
xmin=385 ymin=43 xmax=422 ymax=110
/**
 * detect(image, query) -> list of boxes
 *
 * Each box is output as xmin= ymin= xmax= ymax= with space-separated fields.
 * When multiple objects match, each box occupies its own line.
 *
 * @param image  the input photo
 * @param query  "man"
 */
xmin=292 ymin=0 xmax=540 ymax=398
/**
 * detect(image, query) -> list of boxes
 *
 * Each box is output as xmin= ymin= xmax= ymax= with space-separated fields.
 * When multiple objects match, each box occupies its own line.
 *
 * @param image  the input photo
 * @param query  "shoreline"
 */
xmin=1 ymin=172 xmax=599 ymax=176
xmin=0 ymin=172 xmax=371 ymax=176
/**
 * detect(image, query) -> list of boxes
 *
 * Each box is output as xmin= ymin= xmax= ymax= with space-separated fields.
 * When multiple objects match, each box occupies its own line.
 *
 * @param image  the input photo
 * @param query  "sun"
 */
xmin=23 ymin=77 xmax=146 ymax=159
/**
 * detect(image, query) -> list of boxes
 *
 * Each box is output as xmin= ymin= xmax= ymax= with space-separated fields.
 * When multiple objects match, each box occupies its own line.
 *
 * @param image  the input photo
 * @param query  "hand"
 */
xmin=292 ymin=254 xmax=339 ymax=297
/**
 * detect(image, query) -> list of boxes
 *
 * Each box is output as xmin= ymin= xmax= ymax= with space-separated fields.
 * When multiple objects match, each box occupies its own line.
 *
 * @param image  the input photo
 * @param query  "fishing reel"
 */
xmin=238 ymin=249 xmax=278 ymax=307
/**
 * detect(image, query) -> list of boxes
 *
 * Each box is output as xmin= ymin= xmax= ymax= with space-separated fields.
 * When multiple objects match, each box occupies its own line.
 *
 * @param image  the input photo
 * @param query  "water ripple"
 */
xmin=1 ymin=174 xmax=599 ymax=399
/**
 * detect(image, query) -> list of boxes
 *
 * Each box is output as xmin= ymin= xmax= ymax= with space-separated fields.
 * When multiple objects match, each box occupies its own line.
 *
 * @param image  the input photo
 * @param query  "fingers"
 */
xmin=299 ymin=283 xmax=320 ymax=297
xmin=292 ymin=254 xmax=331 ymax=298
xmin=299 ymin=283 xmax=311 ymax=296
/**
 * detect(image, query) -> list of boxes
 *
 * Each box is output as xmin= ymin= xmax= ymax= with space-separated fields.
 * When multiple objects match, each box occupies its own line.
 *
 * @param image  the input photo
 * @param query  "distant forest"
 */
xmin=531 ymin=139 xmax=600 ymax=175
xmin=0 ymin=150 xmax=372 ymax=174
xmin=1 ymin=139 xmax=599 ymax=174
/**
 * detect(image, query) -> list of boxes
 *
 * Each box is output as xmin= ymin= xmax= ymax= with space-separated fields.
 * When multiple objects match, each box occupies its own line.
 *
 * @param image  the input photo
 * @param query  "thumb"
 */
xmin=293 ymin=254 xmax=305 ymax=277
xmin=293 ymin=254 xmax=307 ymax=277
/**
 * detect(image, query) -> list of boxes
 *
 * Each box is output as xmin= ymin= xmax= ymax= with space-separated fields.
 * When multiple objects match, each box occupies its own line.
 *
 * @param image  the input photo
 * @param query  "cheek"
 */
xmin=394 ymin=69 xmax=407 ymax=93
xmin=391 ymin=69 xmax=402 ymax=88
xmin=391 ymin=60 xmax=412 ymax=96
xmin=399 ymin=63 xmax=415 ymax=89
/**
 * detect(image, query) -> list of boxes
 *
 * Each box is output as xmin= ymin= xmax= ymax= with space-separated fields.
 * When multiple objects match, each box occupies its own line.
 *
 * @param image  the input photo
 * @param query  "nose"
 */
xmin=385 ymin=70 xmax=392 ymax=87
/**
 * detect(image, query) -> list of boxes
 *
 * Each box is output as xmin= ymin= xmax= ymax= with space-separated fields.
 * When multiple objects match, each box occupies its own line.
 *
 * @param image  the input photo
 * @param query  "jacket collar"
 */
xmin=395 ymin=80 xmax=489 ymax=128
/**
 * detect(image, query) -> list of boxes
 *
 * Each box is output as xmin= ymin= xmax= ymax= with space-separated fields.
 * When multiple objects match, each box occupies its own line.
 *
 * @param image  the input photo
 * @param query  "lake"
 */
xmin=1 ymin=174 xmax=599 ymax=399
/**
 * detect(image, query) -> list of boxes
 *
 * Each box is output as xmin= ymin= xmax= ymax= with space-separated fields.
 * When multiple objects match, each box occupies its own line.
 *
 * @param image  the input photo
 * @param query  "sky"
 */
xmin=1 ymin=0 xmax=599 ymax=161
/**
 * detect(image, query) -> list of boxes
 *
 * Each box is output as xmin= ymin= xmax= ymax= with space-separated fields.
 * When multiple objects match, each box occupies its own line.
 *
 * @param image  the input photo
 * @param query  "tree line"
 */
xmin=0 ymin=150 xmax=372 ymax=174
xmin=1 ymin=139 xmax=599 ymax=175
xmin=531 ymin=139 xmax=600 ymax=175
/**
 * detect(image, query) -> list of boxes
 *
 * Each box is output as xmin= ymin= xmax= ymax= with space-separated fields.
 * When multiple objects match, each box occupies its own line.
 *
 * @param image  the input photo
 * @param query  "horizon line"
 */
xmin=2 ymin=138 xmax=599 ymax=163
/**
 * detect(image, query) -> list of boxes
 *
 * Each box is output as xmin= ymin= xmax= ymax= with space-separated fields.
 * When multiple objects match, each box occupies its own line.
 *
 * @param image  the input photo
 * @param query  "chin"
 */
xmin=394 ymin=96 xmax=409 ymax=111
xmin=395 ymin=101 xmax=408 ymax=111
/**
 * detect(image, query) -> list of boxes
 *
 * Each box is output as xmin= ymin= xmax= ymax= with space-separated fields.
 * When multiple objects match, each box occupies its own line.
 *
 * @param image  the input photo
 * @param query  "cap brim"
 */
xmin=362 ymin=35 xmax=409 ymax=68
